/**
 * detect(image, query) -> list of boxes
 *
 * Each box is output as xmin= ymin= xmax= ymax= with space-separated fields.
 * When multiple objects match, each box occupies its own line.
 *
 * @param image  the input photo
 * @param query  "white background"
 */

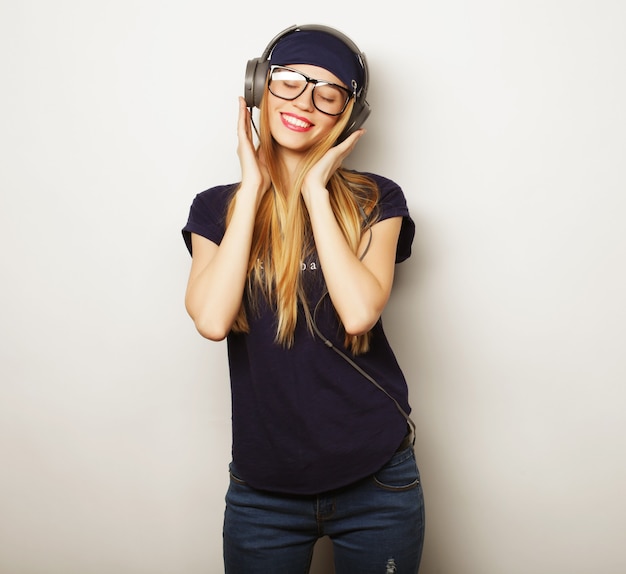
xmin=1 ymin=1 xmax=625 ymax=573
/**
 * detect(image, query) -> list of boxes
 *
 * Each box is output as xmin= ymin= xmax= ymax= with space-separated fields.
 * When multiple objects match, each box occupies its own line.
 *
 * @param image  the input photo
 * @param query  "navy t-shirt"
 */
xmin=182 ymin=171 xmax=416 ymax=494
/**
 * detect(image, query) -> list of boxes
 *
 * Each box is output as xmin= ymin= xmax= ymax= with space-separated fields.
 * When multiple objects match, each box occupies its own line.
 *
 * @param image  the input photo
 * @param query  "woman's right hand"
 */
xmin=236 ymin=97 xmax=270 ymax=199
xmin=185 ymin=99 xmax=270 ymax=341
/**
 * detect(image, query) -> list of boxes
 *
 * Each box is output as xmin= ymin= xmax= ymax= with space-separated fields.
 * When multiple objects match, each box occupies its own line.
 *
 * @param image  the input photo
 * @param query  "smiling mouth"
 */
xmin=281 ymin=113 xmax=313 ymax=130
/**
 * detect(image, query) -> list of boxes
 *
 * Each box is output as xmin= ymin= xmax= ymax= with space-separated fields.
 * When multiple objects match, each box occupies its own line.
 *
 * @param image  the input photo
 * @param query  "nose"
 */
xmin=292 ymin=83 xmax=315 ymax=111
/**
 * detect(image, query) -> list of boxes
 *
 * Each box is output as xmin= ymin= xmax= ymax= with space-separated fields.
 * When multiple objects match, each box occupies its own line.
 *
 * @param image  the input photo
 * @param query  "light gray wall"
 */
xmin=1 ymin=1 xmax=625 ymax=573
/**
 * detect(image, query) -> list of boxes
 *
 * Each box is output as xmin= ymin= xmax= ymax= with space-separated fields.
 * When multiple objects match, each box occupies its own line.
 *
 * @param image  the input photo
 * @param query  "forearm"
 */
xmin=185 ymin=187 xmax=260 ymax=340
xmin=305 ymin=187 xmax=394 ymax=335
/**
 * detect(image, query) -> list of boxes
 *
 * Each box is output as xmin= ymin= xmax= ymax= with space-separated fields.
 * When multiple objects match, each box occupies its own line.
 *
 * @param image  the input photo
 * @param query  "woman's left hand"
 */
xmin=301 ymin=129 xmax=365 ymax=203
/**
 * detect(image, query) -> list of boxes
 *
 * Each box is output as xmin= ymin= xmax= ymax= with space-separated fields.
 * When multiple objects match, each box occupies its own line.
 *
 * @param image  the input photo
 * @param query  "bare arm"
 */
xmin=184 ymin=195 xmax=257 ymax=340
xmin=301 ymin=131 xmax=402 ymax=335
xmin=306 ymin=194 xmax=402 ymax=336
xmin=184 ymin=98 xmax=270 ymax=340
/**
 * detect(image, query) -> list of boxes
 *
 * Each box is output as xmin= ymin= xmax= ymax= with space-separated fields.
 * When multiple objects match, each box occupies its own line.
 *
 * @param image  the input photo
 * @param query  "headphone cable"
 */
xmin=308 ymin=291 xmax=416 ymax=445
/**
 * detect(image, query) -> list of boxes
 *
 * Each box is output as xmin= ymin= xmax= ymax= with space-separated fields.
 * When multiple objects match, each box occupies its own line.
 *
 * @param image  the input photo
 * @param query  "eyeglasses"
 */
xmin=267 ymin=65 xmax=353 ymax=116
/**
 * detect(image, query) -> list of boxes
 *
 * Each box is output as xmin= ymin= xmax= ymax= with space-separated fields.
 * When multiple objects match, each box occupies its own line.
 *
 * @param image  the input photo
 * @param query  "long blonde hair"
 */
xmin=227 ymin=89 xmax=380 ymax=354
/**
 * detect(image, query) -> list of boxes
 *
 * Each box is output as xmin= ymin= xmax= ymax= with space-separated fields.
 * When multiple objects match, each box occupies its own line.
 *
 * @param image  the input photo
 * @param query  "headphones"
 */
xmin=244 ymin=24 xmax=371 ymax=143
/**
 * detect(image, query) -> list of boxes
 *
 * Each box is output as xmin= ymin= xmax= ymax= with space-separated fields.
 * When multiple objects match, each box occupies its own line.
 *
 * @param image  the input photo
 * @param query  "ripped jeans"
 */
xmin=223 ymin=446 xmax=425 ymax=573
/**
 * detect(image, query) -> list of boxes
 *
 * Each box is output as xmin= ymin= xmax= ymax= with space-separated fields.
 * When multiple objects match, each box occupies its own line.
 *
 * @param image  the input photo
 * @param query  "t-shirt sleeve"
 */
xmin=367 ymin=173 xmax=416 ymax=263
xmin=181 ymin=184 xmax=237 ymax=255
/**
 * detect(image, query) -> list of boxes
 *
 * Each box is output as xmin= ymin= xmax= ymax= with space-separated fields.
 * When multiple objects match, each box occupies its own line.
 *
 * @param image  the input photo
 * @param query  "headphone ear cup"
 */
xmin=244 ymin=58 xmax=270 ymax=108
xmin=243 ymin=59 xmax=258 ymax=107
xmin=338 ymin=99 xmax=371 ymax=143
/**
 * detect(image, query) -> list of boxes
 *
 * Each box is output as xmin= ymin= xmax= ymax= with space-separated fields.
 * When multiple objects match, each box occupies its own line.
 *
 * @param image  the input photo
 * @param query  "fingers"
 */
xmin=237 ymin=97 xmax=252 ymax=140
xmin=318 ymin=129 xmax=366 ymax=173
xmin=335 ymin=128 xmax=366 ymax=157
xmin=235 ymin=98 xmax=270 ymax=193
xmin=325 ymin=129 xmax=367 ymax=171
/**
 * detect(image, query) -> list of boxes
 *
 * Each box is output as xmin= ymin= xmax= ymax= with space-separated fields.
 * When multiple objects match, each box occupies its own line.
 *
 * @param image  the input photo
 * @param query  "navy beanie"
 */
xmin=269 ymin=30 xmax=364 ymax=93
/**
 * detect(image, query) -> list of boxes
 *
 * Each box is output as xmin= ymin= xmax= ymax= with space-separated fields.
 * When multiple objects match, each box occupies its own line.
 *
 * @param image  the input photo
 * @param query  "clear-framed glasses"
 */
xmin=268 ymin=65 xmax=353 ymax=116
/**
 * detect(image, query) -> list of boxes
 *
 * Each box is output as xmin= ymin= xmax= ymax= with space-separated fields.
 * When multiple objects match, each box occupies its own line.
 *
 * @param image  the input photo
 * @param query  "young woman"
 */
xmin=182 ymin=24 xmax=425 ymax=573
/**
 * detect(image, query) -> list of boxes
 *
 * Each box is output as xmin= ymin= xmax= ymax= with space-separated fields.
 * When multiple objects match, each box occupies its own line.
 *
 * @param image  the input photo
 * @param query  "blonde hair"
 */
xmin=227 ymin=89 xmax=380 ymax=355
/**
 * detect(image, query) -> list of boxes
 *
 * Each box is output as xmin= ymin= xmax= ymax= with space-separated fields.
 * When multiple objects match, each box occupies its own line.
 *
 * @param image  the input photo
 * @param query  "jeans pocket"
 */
xmin=372 ymin=447 xmax=421 ymax=492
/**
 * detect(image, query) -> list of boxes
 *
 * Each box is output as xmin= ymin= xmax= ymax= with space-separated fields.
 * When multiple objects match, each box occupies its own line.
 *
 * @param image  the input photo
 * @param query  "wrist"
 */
xmin=238 ymin=181 xmax=267 ymax=203
xmin=302 ymin=183 xmax=330 ymax=209
xmin=302 ymin=185 xmax=331 ymax=217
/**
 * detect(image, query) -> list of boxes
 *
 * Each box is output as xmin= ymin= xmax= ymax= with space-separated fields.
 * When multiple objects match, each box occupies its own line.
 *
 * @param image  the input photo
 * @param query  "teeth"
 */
xmin=283 ymin=115 xmax=311 ymax=128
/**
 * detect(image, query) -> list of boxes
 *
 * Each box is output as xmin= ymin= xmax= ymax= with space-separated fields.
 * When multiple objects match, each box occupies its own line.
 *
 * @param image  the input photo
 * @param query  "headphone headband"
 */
xmin=244 ymin=24 xmax=371 ymax=143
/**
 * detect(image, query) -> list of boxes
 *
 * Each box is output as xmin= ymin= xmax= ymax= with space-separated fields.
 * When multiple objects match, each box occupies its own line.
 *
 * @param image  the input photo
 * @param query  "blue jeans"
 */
xmin=223 ymin=446 xmax=425 ymax=573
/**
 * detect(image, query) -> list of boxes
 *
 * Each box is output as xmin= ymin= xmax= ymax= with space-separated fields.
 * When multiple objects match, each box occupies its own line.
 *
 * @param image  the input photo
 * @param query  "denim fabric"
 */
xmin=223 ymin=446 xmax=425 ymax=573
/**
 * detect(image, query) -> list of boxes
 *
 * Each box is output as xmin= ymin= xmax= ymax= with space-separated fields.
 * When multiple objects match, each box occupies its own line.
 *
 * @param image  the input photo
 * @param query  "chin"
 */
xmin=273 ymin=132 xmax=319 ymax=153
